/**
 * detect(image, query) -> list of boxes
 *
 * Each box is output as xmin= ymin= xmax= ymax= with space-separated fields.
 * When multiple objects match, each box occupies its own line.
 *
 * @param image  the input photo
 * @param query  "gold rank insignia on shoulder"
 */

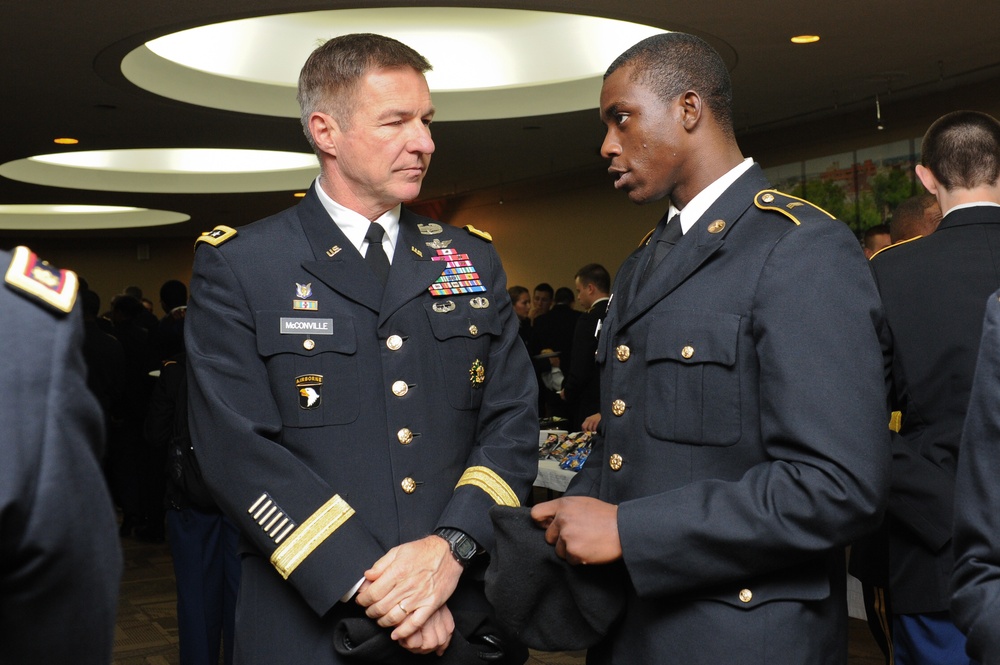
xmin=464 ymin=224 xmax=493 ymax=242
xmin=754 ymin=189 xmax=836 ymax=226
xmin=4 ymin=246 xmax=79 ymax=314
xmin=195 ymin=225 xmax=238 ymax=249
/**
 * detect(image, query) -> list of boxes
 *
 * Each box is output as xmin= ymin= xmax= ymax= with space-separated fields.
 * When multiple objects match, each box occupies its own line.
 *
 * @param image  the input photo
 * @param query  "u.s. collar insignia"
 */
xmin=411 ymin=246 xmax=424 ymax=258
xmin=470 ymin=296 xmax=489 ymax=309
xmin=432 ymin=300 xmax=456 ymax=313
xmin=293 ymin=283 xmax=317 ymax=310
xmin=296 ymin=375 xmax=323 ymax=409
xmin=469 ymin=359 xmax=485 ymax=388
xmin=426 ymin=238 xmax=452 ymax=250
xmin=418 ymin=222 xmax=443 ymax=235
xmin=326 ymin=245 xmax=342 ymax=258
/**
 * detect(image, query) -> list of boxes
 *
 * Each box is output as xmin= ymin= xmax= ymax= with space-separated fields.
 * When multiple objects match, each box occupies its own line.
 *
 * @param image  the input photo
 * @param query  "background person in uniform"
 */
xmin=887 ymin=193 xmax=943 ymax=245
xmin=0 ymin=246 xmax=122 ymax=664
xmin=560 ymin=263 xmax=611 ymax=431
xmin=530 ymin=286 xmax=581 ymax=421
xmin=871 ymin=110 xmax=1000 ymax=665
xmin=952 ymin=289 xmax=1000 ymax=664
xmin=864 ymin=223 xmax=892 ymax=258
xmin=529 ymin=282 xmax=553 ymax=323
xmin=185 ymin=33 xmax=537 ymax=664
xmin=530 ymin=32 xmax=889 ymax=665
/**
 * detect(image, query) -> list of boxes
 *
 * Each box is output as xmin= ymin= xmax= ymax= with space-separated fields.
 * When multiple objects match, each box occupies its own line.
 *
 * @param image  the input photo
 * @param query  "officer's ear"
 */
xmin=308 ymin=111 xmax=340 ymax=157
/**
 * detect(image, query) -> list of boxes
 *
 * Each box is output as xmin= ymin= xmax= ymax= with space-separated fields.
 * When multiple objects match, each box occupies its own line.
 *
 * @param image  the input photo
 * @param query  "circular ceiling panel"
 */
xmin=122 ymin=8 xmax=667 ymax=120
xmin=0 ymin=205 xmax=190 ymax=230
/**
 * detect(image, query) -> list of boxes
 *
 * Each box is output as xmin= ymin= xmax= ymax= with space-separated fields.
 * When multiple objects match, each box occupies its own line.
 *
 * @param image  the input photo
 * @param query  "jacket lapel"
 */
xmin=296 ymin=186 xmax=384 ymax=313
xmin=616 ymin=165 xmax=770 ymax=329
xmin=377 ymin=209 xmax=447 ymax=325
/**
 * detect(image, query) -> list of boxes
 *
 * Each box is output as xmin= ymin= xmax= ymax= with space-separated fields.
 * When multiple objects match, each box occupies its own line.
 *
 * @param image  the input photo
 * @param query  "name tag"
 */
xmin=280 ymin=317 xmax=334 ymax=335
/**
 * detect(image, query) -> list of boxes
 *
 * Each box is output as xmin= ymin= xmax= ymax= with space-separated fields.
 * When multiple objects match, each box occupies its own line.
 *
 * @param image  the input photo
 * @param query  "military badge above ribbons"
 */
xmin=428 ymin=248 xmax=487 ymax=297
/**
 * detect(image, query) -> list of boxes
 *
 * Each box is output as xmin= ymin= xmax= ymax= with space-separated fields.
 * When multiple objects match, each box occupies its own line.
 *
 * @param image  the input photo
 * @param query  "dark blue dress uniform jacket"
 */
xmin=185 ymin=187 xmax=538 ymax=663
xmin=0 ymin=246 xmax=122 ymax=664
xmin=567 ymin=166 xmax=890 ymax=665
xmin=871 ymin=204 xmax=1000 ymax=615
xmin=952 ymin=287 xmax=1000 ymax=663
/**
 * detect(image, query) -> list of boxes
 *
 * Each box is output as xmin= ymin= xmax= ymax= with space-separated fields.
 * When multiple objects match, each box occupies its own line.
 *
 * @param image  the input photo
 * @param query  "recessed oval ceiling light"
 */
xmin=0 ymin=148 xmax=319 ymax=193
xmin=122 ymin=8 xmax=671 ymax=121
xmin=53 ymin=137 xmax=79 ymax=145
xmin=790 ymin=35 xmax=821 ymax=44
xmin=0 ymin=204 xmax=189 ymax=230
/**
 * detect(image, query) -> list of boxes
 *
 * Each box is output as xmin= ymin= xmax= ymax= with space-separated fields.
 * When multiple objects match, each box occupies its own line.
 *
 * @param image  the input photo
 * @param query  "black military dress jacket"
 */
xmin=567 ymin=166 xmax=890 ymax=664
xmin=185 ymin=186 xmax=538 ymax=663
xmin=0 ymin=247 xmax=122 ymax=664
xmin=870 ymin=204 xmax=1000 ymax=614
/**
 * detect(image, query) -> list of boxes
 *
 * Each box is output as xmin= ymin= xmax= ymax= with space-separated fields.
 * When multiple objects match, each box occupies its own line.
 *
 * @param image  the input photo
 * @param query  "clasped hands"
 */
xmin=354 ymin=534 xmax=463 ymax=655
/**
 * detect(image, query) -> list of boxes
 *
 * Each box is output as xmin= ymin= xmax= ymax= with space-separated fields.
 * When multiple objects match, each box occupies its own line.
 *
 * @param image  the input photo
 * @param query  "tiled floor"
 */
xmin=112 ymin=536 xmax=885 ymax=664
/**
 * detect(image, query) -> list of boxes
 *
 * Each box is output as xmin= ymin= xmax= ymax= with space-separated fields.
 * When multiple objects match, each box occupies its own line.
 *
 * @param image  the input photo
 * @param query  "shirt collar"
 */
xmin=313 ymin=178 xmax=401 ymax=260
xmin=944 ymin=201 xmax=1000 ymax=216
xmin=670 ymin=157 xmax=754 ymax=234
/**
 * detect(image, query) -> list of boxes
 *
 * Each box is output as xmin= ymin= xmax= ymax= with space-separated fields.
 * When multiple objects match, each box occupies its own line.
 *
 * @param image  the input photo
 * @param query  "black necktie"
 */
xmin=639 ymin=214 xmax=683 ymax=287
xmin=364 ymin=222 xmax=390 ymax=286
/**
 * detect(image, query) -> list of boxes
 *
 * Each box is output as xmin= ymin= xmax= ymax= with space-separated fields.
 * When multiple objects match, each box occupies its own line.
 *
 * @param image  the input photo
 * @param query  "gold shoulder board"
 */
xmin=4 ymin=245 xmax=78 ymax=314
xmin=869 ymin=235 xmax=923 ymax=260
xmin=464 ymin=224 xmax=493 ymax=242
xmin=754 ymin=189 xmax=836 ymax=226
xmin=195 ymin=225 xmax=238 ymax=249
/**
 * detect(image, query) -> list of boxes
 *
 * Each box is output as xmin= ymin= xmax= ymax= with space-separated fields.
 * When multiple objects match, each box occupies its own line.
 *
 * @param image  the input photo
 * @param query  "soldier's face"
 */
xmin=325 ymin=67 xmax=435 ymax=214
xmin=600 ymin=64 xmax=686 ymax=205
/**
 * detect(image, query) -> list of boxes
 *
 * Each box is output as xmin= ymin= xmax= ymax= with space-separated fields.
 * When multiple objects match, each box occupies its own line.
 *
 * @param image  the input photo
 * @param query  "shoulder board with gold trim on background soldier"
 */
xmin=869 ymin=235 xmax=924 ymax=260
xmin=464 ymin=225 xmax=492 ymax=242
xmin=4 ymin=245 xmax=78 ymax=314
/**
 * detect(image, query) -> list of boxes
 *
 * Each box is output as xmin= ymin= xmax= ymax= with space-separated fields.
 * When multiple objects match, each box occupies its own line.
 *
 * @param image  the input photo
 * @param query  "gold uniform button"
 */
xmin=681 ymin=345 xmax=695 ymax=359
xmin=609 ymin=453 xmax=623 ymax=471
xmin=303 ymin=339 xmax=316 ymax=350
xmin=392 ymin=380 xmax=409 ymax=397
xmin=386 ymin=335 xmax=403 ymax=351
xmin=616 ymin=345 xmax=631 ymax=362
xmin=739 ymin=588 xmax=753 ymax=603
xmin=611 ymin=399 xmax=627 ymax=416
xmin=401 ymin=477 xmax=417 ymax=494
xmin=469 ymin=324 xmax=479 ymax=336
xmin=397 ymin=428 xmax=413 ymax=445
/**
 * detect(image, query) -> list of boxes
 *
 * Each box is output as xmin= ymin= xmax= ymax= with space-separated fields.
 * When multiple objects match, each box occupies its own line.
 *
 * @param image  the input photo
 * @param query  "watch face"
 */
xmin=454 ymin=536 xmax=477 ymax=560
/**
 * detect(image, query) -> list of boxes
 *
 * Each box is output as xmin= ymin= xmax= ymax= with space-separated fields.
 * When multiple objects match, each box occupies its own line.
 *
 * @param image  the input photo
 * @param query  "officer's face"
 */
xmin=600 ymin=64 xmax=687 ymax=206
xmin=322 ymin=67 xmax=435 ymax=215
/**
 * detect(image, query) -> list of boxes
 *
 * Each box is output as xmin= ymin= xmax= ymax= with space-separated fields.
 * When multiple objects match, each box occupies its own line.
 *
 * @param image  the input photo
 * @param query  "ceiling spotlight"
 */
xmin=53 ymin=137 xmax=79 ymax=145
xmin=876 ymin=94 xmax=884 ymax=131
xmin=790 ymin=35 xmax=820 ymax=44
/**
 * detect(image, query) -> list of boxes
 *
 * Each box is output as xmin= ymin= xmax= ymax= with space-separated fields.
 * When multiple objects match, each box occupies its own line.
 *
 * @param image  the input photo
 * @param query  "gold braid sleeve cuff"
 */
xmin=270 ymin=494 xmax=355 ymax=579
xmin=456 ymin=466 xmax=520 ymax=507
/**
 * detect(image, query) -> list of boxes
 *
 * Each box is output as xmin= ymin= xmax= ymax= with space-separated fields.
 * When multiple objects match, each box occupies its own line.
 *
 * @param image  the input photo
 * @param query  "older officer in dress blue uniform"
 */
xmin=0 ymin=246 xmax=122 ymax=663
xmin=186 ymin=34 xmax=537 ymax=664
xmin=532 ymin=33 xmax=890 ymax=664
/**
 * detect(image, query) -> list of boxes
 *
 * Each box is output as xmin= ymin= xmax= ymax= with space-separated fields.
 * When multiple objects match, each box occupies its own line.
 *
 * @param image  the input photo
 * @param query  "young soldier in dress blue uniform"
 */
xmin=0 ymin=246 xmax=122 ymax=663
xmin=186 ymin=34 xmax=537 ymax=664
xmin=531 ymin=32 xmax=890 ymax=664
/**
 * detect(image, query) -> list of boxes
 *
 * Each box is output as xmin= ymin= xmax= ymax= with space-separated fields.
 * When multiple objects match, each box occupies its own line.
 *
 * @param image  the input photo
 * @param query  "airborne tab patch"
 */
xmin=4 ymin=246 xmax=78 ymax=314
